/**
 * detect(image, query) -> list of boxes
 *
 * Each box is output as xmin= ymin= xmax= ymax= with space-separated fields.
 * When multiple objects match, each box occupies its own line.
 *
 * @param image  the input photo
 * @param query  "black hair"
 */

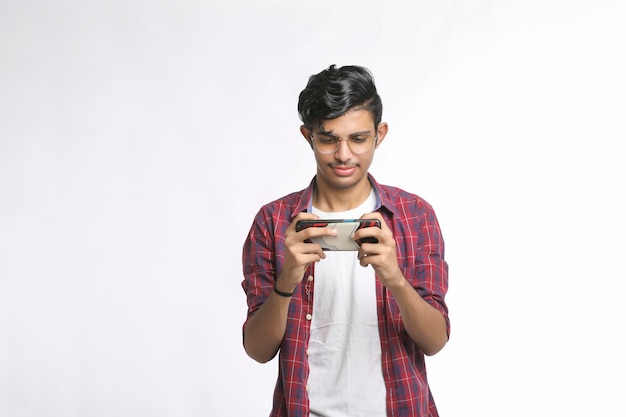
xmin=297 ymin=65 xmax=383 ymax=130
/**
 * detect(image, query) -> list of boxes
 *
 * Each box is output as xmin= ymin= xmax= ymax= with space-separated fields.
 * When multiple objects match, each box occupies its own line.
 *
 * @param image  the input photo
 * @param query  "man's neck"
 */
xmin=312 ymin=178 xmax=373 ymax=213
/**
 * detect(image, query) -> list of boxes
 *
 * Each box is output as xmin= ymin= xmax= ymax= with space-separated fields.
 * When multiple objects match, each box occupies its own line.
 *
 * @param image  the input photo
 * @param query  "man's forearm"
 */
xmin=387 ymin=275 xmax=448 ymax=356
xmin=243 ymin=290 xmax=292 ymax=363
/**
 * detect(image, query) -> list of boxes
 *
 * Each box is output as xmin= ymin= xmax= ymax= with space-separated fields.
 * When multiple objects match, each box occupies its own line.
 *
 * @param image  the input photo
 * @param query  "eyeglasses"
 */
xmin=310 ymin=133 xmax=378 ymax=154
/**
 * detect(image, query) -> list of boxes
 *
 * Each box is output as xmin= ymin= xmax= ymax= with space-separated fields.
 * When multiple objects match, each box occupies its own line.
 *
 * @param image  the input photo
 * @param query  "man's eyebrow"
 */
xmin=348 ymin=130 xmax=374 ymax=136
xmin=313 ymin=130 xmax=337 ymax=137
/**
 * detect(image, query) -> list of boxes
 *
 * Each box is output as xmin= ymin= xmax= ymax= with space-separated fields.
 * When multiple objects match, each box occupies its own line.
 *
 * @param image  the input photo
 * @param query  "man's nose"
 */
xmin=335 ymin=139 xmax=353 ymax=160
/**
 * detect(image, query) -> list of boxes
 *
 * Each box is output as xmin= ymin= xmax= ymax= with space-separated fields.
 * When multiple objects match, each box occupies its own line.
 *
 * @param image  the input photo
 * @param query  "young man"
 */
xmin=242 ymin=65 xmax=449 ymax=417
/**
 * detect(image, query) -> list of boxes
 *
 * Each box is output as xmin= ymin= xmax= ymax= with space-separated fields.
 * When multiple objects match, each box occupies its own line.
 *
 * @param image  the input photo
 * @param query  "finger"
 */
xmin=352 ymin=229 xmax=382 ymax=246
xmin=294 ymin=241 xmax=327 ymax=259
xmin=357 ymin=248 xmax=372 ymax=261
xmin=358 ymin=241 xmax=382 ymax=254
xmin=289 ymin=212 xmax=320 ymax=232
xmin=296 ymin=250 xmax=326 ymax=264
xmin=297 ymin=224 xmax=339 ymax=242
xmin=358 ymin=253 xmax=372 ymax=267
xmin=359 ymin=212 xmax=391 ymax=233
xmin=359 ymin=211 xmax=383 ymax=222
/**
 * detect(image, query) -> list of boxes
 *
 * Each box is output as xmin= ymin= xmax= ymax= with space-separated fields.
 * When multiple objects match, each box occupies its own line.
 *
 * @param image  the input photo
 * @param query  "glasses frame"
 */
xmin=309 ymin=133 xmax=378 ymax=155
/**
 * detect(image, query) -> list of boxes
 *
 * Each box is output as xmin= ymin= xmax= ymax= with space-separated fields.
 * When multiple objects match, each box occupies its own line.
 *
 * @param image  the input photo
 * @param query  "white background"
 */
xmin=1 ymin=1 xmax=625 ymax=416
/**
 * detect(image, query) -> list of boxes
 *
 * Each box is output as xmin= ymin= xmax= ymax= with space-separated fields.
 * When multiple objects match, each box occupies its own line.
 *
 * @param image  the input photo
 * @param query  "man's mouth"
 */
xmin=331 ymin=164 xmax=357 ymax=176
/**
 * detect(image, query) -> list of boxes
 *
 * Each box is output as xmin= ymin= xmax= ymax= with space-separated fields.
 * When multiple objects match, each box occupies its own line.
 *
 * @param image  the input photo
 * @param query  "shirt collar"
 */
xmin=291 ymin=173 xmax=397 ymax=219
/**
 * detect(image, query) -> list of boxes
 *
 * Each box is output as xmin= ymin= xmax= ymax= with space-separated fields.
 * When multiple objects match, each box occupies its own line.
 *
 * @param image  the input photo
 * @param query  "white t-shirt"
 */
xmin=308 ymin=190 xmax=387 ymax=417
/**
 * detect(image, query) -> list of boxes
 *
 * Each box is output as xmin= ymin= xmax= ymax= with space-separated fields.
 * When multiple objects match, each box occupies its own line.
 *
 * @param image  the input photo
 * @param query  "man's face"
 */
xmin=302 ymin=109 xmax=387 ymax=194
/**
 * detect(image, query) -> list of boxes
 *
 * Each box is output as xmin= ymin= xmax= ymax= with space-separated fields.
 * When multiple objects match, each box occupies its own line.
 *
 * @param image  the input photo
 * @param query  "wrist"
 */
xmin=273 ymin=281 xmax=296 ymax=297
xmin=384 ymin=267 xmax=407 ymax=291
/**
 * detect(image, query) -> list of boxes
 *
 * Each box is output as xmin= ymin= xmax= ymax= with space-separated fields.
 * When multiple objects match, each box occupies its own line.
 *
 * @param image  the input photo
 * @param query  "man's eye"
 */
xmin=318 ymin=137 xmax=337 ymax=145
xmin=350 ymin=137 xmax=367 ymax=144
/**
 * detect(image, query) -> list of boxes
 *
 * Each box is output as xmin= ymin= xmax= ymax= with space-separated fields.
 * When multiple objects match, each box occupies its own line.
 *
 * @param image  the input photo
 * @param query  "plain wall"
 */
xmin=1 ymin=1 xmax=625 ymax=416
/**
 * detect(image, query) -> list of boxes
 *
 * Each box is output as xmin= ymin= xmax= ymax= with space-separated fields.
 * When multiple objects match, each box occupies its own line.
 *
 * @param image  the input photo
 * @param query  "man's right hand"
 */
xmin=276 ymin=213 xmax=337 ymax=293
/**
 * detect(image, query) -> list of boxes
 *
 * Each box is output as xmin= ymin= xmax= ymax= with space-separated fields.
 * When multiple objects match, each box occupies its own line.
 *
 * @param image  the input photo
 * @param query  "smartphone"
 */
xmin=295 ymin=219 xmax=381 ymax=251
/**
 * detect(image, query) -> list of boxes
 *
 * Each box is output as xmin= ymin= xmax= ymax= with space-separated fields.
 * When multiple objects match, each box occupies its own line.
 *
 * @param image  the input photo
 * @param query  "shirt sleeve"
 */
xmin=241 ymin=208 xmax=277 ymax=332
xmin=416 ymin=205 xmax=450 ymax=338
xmin=394 ymin=200 xmax=450 ymax=339
xmin=417 ymin=208 xmax=450 ymax=337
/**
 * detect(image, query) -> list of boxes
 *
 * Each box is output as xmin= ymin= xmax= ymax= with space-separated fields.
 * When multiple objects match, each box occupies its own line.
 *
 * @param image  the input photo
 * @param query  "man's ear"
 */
xmin=374 ymin=122 xmax=389 ymax=149
xmin=300 ymin=125 xmax=314 ymax=149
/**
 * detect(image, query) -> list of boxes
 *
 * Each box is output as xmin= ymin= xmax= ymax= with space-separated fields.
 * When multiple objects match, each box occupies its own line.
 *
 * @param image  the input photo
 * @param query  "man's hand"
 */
xmin=353 ymin=212 xmax=404 ymax=288
xmin=244 ymin=213 xmax=337 ymax=363
xmin=353 ymin=212 xmax=448 ymax=355
xmin=276 ymin=213 xmax=337 ymax=293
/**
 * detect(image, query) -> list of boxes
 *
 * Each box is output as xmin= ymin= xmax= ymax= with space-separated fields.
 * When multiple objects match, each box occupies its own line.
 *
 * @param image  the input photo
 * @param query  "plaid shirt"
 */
xmin=242 ymin=174 xmax=449 ymax=417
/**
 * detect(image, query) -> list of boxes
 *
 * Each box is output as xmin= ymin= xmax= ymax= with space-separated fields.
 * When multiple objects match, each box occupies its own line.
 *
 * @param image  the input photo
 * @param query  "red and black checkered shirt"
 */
xmin=242 ymin=174 xmax=450 ymax=417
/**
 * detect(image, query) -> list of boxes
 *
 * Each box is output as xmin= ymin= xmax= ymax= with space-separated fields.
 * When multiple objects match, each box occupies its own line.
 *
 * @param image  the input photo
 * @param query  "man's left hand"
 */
xmin=353 ymin=212 xmax=404 ymax=288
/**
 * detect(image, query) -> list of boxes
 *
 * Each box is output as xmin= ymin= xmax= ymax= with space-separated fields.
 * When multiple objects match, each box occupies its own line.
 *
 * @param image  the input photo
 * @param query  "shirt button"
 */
xmin=307 ymin=275 xmax=314 ymax=282
xmin=306 ymin=313 xmax=312 ymax=320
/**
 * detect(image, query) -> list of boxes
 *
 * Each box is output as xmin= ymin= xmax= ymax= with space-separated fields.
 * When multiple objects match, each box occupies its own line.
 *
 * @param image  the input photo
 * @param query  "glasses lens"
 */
xmin=349 ymin=136 xmax=374 ymax=154
xmin=314 ymin=137 xmax=338 ymax=153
